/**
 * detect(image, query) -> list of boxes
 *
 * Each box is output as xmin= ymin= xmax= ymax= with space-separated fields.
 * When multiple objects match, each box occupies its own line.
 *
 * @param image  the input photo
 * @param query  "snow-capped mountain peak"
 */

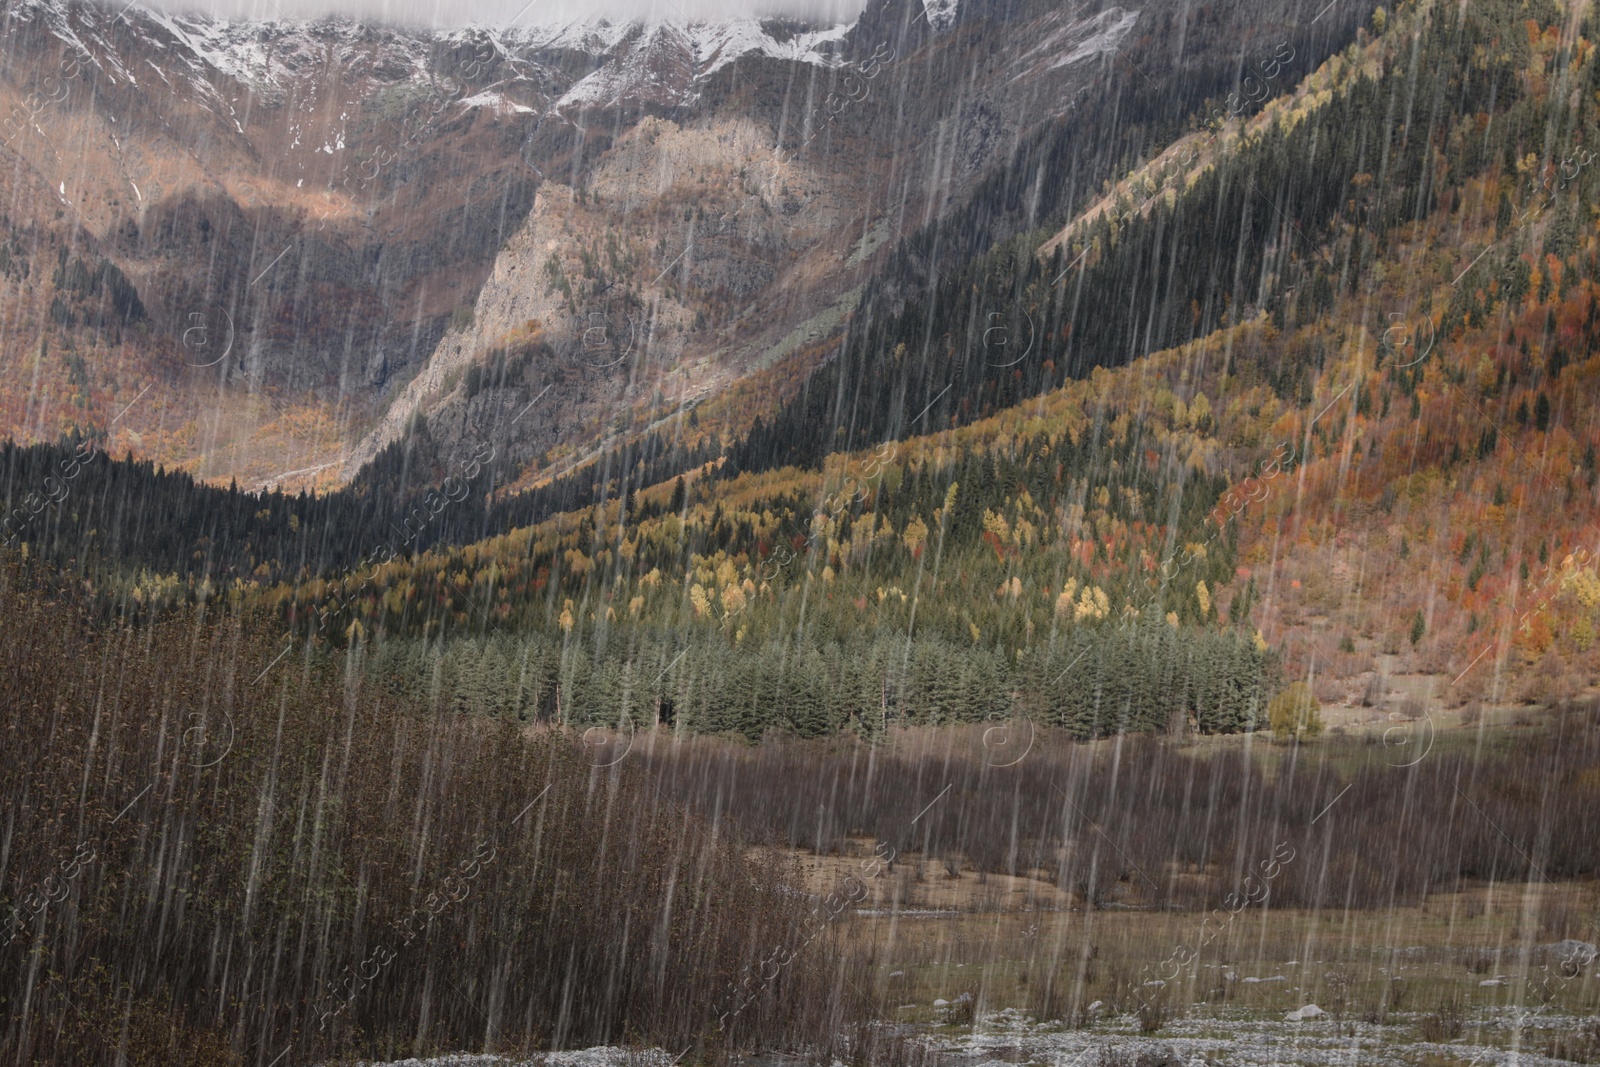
xmin=542 ymin=14 xmax=853 ymax=109
xmin=5 ymin=0 xmax=856 ymax=109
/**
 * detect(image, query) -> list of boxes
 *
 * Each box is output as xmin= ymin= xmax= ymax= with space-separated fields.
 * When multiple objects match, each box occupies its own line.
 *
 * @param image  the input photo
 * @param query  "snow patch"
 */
xmin=17 ymin=0 xmax=851 ymax=120
xmin=921 ymin=0 xmax=958 ymax=32
xmin=462 ymin=90 xmax=535 ymax=114
xmin=1047 ymin=7 xmax=1141 ymax=71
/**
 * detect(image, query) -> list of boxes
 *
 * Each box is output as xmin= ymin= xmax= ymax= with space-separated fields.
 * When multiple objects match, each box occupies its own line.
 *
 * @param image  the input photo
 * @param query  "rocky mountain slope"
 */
xmin=266 ymin=0 xmax=1600 ymax=709
xmin=0 ymin=0 xmax=1373 ymax=495
xmin=11 ymin=0 xmax=1591 ymax=708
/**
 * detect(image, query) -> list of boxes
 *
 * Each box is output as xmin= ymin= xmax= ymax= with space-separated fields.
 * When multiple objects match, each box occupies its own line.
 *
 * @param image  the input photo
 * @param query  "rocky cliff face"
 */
xmin=0 ymin=0 xmax=1370 ymax=492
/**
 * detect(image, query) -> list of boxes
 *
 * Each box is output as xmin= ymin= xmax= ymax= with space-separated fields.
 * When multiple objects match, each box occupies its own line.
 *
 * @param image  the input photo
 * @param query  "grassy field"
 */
xmin=738 ymin=707 xmax=1600 ymax=1064
xmin=840 ymin=883 xmax=1596 ymax=1015
xmin=809 ymin=881 xmax=1599 ymax=1066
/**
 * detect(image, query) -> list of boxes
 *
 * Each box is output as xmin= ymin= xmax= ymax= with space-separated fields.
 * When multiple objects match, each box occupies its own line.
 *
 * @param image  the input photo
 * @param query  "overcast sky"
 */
xmin=150 ymin=0 xmax=874 ymax=28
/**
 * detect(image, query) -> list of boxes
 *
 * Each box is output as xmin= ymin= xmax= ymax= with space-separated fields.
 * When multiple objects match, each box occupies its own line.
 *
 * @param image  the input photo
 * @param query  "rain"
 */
xmin=0 ymin=0 xmax=1597 ymax=1063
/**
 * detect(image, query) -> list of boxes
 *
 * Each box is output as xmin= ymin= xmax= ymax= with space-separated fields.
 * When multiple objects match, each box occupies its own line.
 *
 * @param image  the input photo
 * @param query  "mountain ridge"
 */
xmin=0 ymin=0 xmax=1376 ymax=504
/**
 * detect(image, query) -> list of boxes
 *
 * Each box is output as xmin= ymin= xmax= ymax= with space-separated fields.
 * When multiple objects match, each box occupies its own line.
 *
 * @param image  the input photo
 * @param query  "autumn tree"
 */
xmin=1268 ymin=681 xmax=1322 ymax=742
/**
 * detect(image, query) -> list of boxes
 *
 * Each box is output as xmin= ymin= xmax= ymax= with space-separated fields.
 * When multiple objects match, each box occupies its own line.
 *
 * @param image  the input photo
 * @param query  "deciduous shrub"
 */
xmin=1268 ymin=681 xmax=1324 ymax=741
xmin=0 ymin=563 xmax=839 ymax=1065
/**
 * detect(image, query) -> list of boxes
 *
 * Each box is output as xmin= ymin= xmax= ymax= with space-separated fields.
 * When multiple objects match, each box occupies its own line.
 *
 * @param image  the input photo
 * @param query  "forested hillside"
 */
xmin=0 ymin=423 xmax=506 ymax=588
xmin=734 ymin=0 xmax=1586 ymax=468
xmin=8 ymin=0 xmax=1600 ymax=737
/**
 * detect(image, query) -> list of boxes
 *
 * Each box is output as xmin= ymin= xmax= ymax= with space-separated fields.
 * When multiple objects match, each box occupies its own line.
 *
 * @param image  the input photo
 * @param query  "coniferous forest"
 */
xmin=4 ymin=0 xmax=1600 ymax=1061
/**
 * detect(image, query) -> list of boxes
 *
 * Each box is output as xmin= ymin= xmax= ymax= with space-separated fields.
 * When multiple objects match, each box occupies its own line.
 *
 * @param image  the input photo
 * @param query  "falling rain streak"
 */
xmin=0 ymin=0 xmax=1597 ymax=1064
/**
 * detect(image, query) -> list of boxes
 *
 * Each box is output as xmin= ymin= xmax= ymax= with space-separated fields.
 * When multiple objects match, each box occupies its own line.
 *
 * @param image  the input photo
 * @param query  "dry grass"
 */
xmin=1548 ymin=1020 xmax=1600 ymax=1063
xmin=753 ymin=839 xmax=1072 ymax=912
xmin=633 ymin=721 xmax=1600 ymax=913
xmin=819 ymin=881 xmax=1598 ymax=1027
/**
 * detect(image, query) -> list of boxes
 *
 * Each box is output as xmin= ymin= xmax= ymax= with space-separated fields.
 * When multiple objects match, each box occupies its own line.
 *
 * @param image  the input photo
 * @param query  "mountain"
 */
xmin=258 ymin=0 xmax=1600 ymax=717
xmin=36 ymin=0 xmax=1600 ymax=709
xmin=0 ymin=0 xmax=856 ymax=491
xmin=6 ymin=2 xmax=1600 ymax=1063
xmin=2 ymin=0 xmax=1595 ymax=710
xmin=0 ymin=0 xmax=1375 ymax=498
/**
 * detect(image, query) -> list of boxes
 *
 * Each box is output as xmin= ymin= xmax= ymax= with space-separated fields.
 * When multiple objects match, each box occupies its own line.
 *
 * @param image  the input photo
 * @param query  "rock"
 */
xmin=1222 ymin=970 xmax=1238 ymax=981
xmin=1285 ymin=1004 xmax=1324 ymax=1021
xmin=1243 ymin=975 xmax=1286 ymax=983
xmin=889 ymin=971 xmax=905 ymax=978
xmin=932 ymin=998 xmax=949 ymax=1007
xmin=1143 ymin=978 xmax=1168 ymax=987
xmin=1134 ymin=1043 xmax=1182 ymax=1067
xmin=1479 ymin=979 xmax=1503 ymax=987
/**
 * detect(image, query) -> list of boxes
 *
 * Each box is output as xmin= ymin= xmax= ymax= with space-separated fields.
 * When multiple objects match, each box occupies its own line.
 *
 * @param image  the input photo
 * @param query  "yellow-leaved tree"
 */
xmin=1268 ymin=681 xmax=1323 ymax=742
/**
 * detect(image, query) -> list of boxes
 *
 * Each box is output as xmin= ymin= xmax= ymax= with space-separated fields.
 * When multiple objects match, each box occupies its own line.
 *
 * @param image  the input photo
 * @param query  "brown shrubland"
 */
xmin=4 ymin=553 xmax=1596 ymax=1063
xmin=0 ymin=562 xmax=844 ymax=1065
xmin=629 ymin=721 xmax=1600 ymax=912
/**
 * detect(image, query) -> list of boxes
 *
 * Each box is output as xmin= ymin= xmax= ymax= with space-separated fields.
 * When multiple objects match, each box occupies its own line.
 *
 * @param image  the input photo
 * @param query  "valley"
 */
xmin=2 ymin=0 xmax=1599 ymax=1063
